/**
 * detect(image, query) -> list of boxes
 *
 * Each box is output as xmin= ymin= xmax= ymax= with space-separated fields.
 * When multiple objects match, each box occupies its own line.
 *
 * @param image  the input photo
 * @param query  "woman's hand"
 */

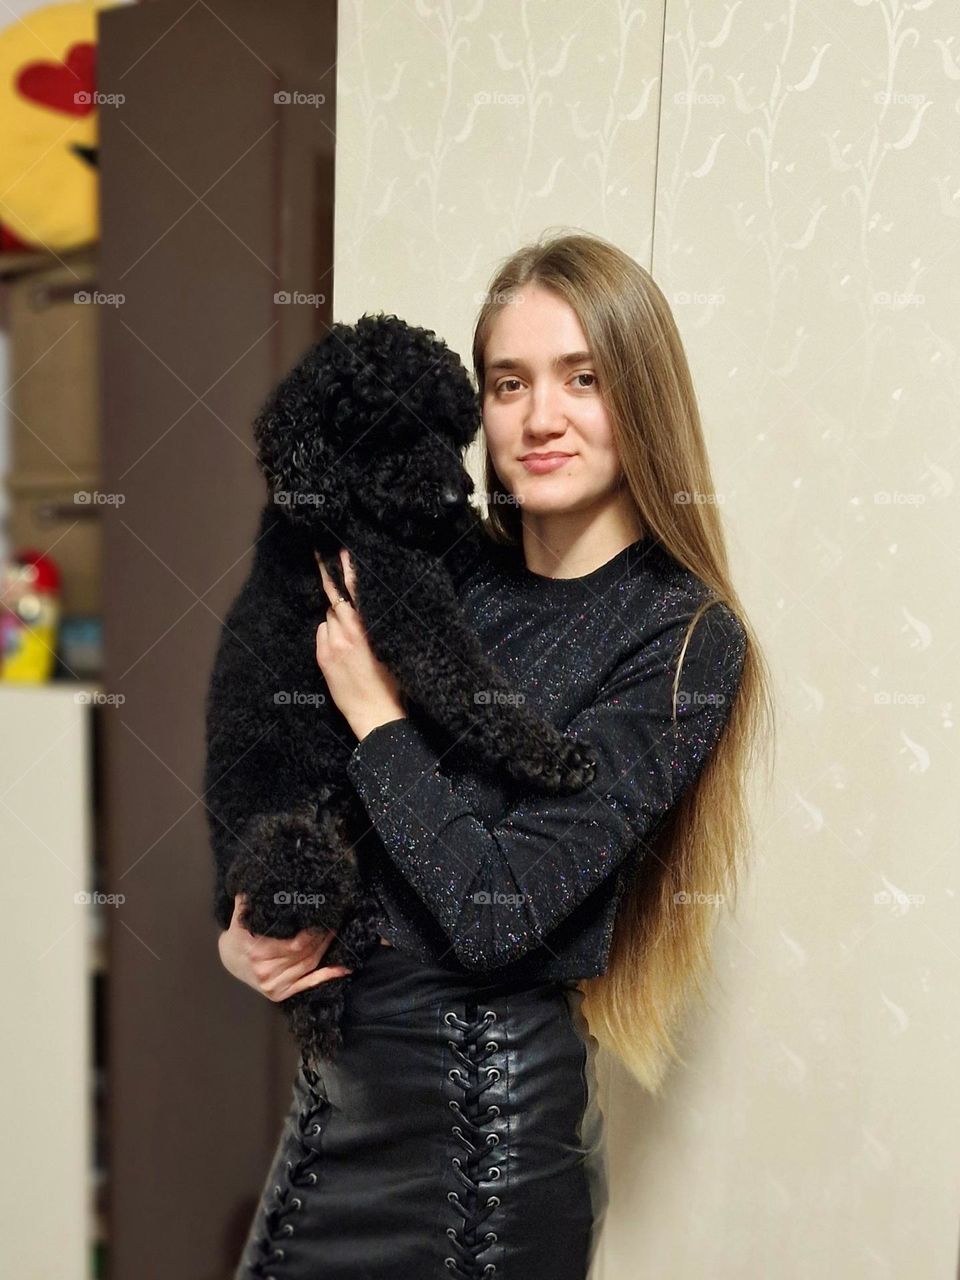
xmin=315 ymin=547 xmax=407 ymax=741
xmin=218 ymin=894 xmax=353 ymax=1000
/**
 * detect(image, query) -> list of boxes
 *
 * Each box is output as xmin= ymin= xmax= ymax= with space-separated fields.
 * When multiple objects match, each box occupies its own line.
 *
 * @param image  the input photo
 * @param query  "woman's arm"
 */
xmin=345 ymin=601 xmax=747 ymax=971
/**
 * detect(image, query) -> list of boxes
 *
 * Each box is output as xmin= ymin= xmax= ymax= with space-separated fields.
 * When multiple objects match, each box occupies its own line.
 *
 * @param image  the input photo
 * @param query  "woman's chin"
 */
xmin=510 ymin=481 xmax=583 ymax=513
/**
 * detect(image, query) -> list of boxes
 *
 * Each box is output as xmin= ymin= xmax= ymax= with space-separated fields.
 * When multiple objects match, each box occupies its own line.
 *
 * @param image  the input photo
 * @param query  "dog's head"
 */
xmin=253 ymin=313 xmax=479 ymax=548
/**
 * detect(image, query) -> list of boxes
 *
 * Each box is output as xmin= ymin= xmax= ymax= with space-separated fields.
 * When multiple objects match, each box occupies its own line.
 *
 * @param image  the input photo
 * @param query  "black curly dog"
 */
xmin=203 ymin=313 xmax=597 ymax=1071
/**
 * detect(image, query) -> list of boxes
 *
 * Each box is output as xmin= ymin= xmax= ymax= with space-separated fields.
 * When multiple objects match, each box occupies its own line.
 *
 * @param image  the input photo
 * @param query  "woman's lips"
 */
xmin=519 ymin=453 xmax=575 ymax=474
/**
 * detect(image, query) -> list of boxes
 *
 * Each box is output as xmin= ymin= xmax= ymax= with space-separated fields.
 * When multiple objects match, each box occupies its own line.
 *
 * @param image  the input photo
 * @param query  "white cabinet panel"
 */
xmin=0 ymin=685 xmax=96 ymax=1280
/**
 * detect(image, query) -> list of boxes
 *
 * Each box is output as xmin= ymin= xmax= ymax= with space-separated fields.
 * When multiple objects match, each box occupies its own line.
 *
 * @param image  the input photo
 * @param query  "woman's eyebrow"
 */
xmin=486 ymin=350 xmax=594 ymax=373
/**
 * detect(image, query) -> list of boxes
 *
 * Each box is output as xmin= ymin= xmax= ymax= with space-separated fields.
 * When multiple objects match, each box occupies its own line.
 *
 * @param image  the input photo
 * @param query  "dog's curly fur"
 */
xmin=203 ymin=313 xmax=596 ymax=1071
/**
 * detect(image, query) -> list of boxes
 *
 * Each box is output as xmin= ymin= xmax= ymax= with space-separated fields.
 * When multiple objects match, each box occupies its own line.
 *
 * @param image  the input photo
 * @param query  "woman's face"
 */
xmin=481 ymin=284 xmax=622 ymax=519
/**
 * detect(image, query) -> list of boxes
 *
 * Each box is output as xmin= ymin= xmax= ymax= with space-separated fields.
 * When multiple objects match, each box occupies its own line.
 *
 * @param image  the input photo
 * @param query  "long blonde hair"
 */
xmin=471 ymin=230 xmax=774 ymax=1093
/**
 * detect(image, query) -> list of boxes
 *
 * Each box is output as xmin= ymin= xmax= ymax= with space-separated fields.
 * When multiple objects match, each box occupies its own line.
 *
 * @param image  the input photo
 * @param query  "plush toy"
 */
xmin=0 ymin=549 xmax=61 ymax=681
xmin=203 ymin=313 xmax=597 ymax=1070
xmin=0 ymin=1 xmax=123 ymax=252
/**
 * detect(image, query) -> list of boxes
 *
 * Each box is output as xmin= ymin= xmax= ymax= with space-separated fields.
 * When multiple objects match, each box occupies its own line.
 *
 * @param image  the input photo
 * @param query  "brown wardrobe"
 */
xmin=97 ymin=1 xmax=337 ymax=1275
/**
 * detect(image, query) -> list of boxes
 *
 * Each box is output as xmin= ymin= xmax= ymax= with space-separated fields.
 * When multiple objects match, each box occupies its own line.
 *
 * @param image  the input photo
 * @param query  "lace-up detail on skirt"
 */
xmin=442 ymin=1004 xmax=504 ymax=1278
xmin=232 ymin=945 xmax=605 ymax=1279
xmin=246 ymin=1059 xmax=331 ymax=1278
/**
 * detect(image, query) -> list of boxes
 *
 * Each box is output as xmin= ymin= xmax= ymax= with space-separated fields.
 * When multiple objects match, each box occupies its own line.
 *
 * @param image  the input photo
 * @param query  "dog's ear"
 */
xmin=252 ymin=340 xmax=351 ymax=531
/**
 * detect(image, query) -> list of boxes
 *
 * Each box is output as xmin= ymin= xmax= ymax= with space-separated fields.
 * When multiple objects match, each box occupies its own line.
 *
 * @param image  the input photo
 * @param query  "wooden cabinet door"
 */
xmin=96 ymin=2 xmax=337 ymax=1275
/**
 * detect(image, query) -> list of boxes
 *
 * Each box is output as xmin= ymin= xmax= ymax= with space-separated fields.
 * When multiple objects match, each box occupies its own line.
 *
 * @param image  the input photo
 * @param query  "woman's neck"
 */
xmin=520 ymin=511 xmax=646 ymax=581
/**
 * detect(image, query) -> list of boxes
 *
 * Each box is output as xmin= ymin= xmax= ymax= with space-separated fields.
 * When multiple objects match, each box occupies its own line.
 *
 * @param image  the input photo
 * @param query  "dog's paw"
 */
xmin=557 ymin=739 xmax=598 ymax=791
xmin=514 ymin=738 xmax=598 ymax=795
xmin=224 ymin=810 xmax=361 ymax=937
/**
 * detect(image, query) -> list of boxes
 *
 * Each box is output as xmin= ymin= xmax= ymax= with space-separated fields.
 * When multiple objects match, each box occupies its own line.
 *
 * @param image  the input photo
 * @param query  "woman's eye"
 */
xmin=495 ymin=373 xmax=597 ymax=394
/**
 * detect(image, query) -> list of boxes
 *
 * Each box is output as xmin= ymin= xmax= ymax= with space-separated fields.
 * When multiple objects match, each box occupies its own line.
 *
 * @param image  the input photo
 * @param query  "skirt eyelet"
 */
xmin=441 ymin=1004 xmax=503 ymax=1277
xmin=245 ymin=1057 xmax=331 ymax=1278
xmin=235 ymin=966 xmax=602 ymax=1278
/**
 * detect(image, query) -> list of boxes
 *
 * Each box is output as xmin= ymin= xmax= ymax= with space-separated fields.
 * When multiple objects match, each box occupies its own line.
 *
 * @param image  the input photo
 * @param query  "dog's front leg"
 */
xmin=354 ymin=545 xmax=596 ymax=794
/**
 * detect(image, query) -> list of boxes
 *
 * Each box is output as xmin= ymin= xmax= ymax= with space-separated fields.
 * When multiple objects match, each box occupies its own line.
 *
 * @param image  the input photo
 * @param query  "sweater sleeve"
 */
xmin=345 ymin=600 xmax=747 ymax=971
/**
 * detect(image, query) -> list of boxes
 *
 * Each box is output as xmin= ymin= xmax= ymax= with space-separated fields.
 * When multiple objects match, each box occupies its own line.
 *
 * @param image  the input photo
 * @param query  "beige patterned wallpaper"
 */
xmin=335 ymin=2 xmax=959 ymax=1276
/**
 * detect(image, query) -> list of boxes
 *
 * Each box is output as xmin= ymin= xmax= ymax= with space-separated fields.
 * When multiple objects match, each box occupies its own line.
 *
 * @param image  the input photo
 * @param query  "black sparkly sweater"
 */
xmin=345 ymin=533 xmax=747 ymax=981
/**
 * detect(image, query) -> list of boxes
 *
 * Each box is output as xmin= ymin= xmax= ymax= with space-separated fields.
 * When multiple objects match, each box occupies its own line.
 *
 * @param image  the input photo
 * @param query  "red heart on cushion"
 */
xmin=17 ymin=42 xmax=97 ymax=117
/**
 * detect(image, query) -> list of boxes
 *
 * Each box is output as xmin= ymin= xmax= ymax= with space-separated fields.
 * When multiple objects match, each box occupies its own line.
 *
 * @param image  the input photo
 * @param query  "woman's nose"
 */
xmin=524 ymin=389 xmax=567 ymax=432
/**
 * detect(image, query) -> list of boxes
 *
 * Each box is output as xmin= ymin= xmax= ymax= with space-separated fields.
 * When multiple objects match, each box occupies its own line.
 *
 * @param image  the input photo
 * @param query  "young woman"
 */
xmin=218 ymin=231 xmax=772 ymax=1280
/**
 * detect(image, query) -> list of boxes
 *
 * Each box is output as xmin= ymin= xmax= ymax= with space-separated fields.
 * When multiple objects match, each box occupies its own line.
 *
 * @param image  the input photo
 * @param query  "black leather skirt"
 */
xmin=233 ymin=942 xmax=608 ymax=1279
